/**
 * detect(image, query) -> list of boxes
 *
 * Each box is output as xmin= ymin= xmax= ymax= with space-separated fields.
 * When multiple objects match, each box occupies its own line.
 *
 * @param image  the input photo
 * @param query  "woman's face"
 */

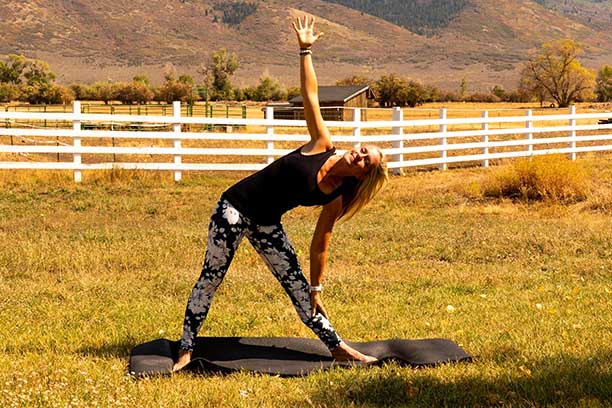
xmin=341 ymin=145 xmax=381 ymax=178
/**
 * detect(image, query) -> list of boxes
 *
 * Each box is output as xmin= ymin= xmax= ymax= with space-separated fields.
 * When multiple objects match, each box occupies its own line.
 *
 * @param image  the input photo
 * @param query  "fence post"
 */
xmin=392 ymin=107 xmax=404 ymax=175
xmin=73 ymin=101 xmax=82 ymax=183
xmin=439 ymin=108 xmax=447 ymax=171
xmin=353 ymin=108 xmax=361 ymax=149
xmin=569 ymin=105 xmax=577 ymax=161
xmin=482 ymin=110 xmax=489 ymax=168
xmin=525 ymin=109 xmax=533 ymax=155
xmin=173 ymin=101 xmax=182 ymax=182
xmin=265 ymin=107 xmax=275 ymax=164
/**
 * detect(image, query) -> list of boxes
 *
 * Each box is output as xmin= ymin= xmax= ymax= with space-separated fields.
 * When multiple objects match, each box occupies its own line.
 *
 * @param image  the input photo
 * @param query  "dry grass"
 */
xmin=0 ymin=154 xmax=612 ymax=407
xmin=482 ymin=155 xmax=593 ymax=203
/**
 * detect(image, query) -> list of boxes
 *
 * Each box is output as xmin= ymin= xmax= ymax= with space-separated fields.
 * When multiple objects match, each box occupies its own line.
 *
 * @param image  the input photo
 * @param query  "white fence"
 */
xmin=1 ymin=101 xmax=611 ymax=182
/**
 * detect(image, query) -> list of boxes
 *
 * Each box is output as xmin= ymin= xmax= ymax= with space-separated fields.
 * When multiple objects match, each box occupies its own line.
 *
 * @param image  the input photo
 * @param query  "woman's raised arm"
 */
xmin=292 ymin=16 xmax=332 ymax=152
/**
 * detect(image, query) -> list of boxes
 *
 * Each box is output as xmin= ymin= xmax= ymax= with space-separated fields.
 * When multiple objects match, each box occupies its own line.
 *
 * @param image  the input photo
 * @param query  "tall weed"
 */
xmin=483 ymin=155 xmax=592 ymax=203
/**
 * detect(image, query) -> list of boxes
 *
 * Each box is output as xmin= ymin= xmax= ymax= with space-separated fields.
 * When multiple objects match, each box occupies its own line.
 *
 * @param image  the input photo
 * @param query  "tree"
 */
xmin=459 ymin=78 xmax=468 ymax=100
xmin=491 ymin=85 xmax=507 ymax=100
xmin=336 ymin=75 xmax=371 ymax=86
xmin=133 ymin=74 xmax=151 ymax=87
xmin=162 ymin=63 xmax=178 ymax=82
xmin=91 ymin=81 xmax=116 ymax=104
xmin=423 ymin=84 xmax=441 ymax=102
xmin=0 ymin=55 xmax=58 ymax=103
xmin=114 ymin=81 xmax=154 ymax=104
xmin=157 ymin=64 xmax=200 ymax=102
xmin=0 ymin=55 xmax=27 ymax=84
xmin=156 ymin=80 xmax=194 ymax=104
xmin=22 ymin=59 xmax=55 ymax=88
xmin=0 ymin=55 xmax=55 ymax=88
xmin=287 ymin=86 xmax=300 ymax=100
xmin=200 ymin=48 xmax=239 ymax=101
xmin=252 ymin=76 xmax=287 ymax=102
xmin=374 ymin=75 xmax=425 ymax=107
xmin=374 ymin=74 xmax=407 ymax=107
xmin=404 ymin=80 xmax=426 ymax=107
xmin=70 ymin=83 xmax=96 ymax=100
xmin=213 ymin=1 xmax=257 ymax=26
xmin=0 ymin=83 xmax=21 ymax=102
xmin=519 ymin=39 xmax=595 ymax=107
xmin=595 ymin=65 xmax=612 ymax=102
xmin=24 ymin=83 xmax=74 ymax=104
xmin=178 ymin=74 xmax=195 ymax=86
xmin=43 ymin=84 xmax=74 ymax=104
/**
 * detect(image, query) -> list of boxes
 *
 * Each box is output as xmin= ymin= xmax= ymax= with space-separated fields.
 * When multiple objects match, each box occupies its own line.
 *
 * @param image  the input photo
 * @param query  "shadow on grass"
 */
xmin=311 ymin=351 xmax=612 ymax=407
xmin=77 ymin=340 xmax=138 ymax=358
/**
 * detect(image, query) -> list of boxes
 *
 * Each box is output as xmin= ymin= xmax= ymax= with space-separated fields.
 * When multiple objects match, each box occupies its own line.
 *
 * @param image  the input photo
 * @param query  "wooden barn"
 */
xmin=267 ymin=85 xmax=375 ymax=121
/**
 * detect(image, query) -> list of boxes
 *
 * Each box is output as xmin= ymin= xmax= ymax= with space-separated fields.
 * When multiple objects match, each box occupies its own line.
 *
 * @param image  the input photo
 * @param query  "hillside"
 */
xmin=535 ymin=0 xmax=612 ymax=31
xmin=0 ymin=0 xmax=611 ymax=91
xmin=322 ymin=0 xmax=468 ymax=36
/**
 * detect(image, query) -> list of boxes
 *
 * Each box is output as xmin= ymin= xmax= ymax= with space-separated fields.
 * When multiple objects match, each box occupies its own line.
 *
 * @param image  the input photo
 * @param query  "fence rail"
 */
xmin=1 ymin=101 xmax=611 ymax=182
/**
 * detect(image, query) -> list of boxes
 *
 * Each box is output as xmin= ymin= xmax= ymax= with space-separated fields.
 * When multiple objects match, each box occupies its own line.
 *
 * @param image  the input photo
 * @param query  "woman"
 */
xmin=173 ymin=16 xmax=388 ymax=371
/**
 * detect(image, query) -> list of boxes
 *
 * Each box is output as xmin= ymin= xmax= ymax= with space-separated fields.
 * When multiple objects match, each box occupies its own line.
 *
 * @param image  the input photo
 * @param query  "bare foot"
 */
xmin=331 ymin=342 xmax=377 ymax=363
xmin=172 ymin=349 xmax=192 ymax=372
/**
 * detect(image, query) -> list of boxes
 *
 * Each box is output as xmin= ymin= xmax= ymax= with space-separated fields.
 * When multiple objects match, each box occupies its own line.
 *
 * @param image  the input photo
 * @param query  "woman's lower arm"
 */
xmin=300 ymin=54 xmax=318 ymax=101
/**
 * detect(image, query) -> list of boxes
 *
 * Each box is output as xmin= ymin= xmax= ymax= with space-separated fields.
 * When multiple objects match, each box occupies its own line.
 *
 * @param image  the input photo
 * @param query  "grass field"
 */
xmin=0 ymin=154 xmax=611 ymax=407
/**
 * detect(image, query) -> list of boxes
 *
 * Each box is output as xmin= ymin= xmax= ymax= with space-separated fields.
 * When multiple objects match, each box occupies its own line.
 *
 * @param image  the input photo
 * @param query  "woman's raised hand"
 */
xmin=292 ymin=15 xmax=324 ymax=49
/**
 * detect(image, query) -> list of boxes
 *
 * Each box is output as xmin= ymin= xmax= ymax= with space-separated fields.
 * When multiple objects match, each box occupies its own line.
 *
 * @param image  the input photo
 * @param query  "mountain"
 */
xmin=1 ymin=0 xmax=611 ymax=92
xmin=322 ymin=0 xmax=469 ymax=36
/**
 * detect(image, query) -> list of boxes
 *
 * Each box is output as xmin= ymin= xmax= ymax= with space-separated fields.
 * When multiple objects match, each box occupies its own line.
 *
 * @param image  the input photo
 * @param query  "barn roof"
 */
xmin=289 ymin=85 xmax=374 ymax=105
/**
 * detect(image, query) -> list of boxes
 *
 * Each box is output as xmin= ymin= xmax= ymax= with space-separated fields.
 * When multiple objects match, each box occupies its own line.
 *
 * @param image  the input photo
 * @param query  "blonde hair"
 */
xmin=339 ymin=147 xmax=388 ymax=221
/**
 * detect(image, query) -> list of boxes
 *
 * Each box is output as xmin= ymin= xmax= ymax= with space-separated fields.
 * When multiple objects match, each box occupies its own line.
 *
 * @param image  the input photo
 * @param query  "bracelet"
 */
xmin=309 ymin=285 xmax=322 ymax=293
xmin=300 ymin=48 xmax=312 ymax=56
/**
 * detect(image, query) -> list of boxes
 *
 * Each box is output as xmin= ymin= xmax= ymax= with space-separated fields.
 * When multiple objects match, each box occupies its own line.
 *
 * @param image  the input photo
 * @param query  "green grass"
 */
xmin=0 ymin=156 xmax=611 ymax=407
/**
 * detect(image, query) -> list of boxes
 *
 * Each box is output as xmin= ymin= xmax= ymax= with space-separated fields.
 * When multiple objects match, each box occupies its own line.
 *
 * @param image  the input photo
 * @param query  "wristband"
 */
xmin=309 ymin=285 xmax=322 ymax=293
xmin=300 ymin=48 xmax=312 ymax=56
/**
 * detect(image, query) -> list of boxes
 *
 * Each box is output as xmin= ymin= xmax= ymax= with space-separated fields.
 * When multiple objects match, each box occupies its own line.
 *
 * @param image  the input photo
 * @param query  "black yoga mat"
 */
xmin=129 ymin=337 xmax=472 ymax=377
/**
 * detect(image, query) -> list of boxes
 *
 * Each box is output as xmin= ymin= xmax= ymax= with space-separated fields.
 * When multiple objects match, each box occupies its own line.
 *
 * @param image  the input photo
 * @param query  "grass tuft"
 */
xmin=483 ymin=154 xmax=592 ymax=203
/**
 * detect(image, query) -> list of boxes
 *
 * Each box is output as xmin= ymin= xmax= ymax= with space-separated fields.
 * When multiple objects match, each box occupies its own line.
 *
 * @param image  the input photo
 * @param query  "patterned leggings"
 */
xmin=179 ymin=198 xmax=342 ymax=352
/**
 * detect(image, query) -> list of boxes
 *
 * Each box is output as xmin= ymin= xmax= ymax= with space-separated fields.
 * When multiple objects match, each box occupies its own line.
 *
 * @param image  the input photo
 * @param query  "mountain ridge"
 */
xmin=1 ymin=0 xmax=610 ymax=91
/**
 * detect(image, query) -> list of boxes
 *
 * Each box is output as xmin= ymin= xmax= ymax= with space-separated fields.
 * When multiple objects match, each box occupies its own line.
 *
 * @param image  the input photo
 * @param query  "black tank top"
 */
xmin=222 ymin=146 xmax=357 ymax=225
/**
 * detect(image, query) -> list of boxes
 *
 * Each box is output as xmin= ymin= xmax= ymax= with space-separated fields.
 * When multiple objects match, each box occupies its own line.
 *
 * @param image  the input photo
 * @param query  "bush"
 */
xmin=465 ymin=92 xmax=500 ymax=103
xmin=483 ymin=155 xmax=592 ymax=203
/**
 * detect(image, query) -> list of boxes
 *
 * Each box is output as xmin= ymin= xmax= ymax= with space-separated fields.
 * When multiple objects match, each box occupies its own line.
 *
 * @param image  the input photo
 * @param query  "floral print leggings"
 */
xmin=179 ymin=198 xmax=342 ymax=352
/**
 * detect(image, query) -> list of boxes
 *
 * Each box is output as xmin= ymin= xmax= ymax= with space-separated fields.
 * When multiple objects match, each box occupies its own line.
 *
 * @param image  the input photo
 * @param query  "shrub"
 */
xmin=465 ymin=92 xmax=500 ymax=103
xmin=483 ymin=155 xmax=592 ymax=203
